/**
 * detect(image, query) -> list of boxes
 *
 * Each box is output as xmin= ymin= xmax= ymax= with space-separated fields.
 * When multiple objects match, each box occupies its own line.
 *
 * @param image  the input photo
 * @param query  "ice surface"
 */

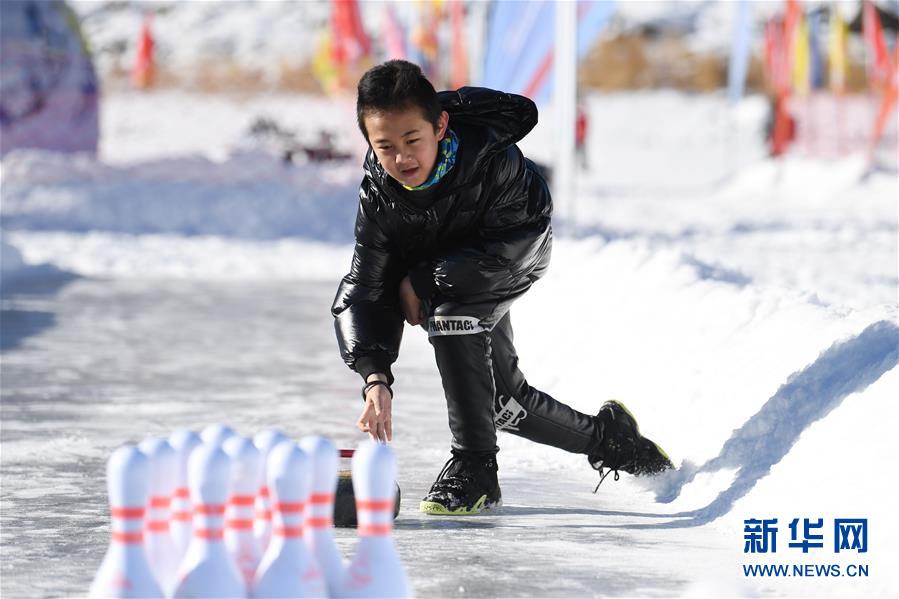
xmin=2 ymin=89 xmax=897 ymax=596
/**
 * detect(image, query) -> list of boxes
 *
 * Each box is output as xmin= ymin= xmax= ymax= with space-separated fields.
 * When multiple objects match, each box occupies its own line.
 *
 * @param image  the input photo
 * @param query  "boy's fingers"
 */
xmin=385 ymin=417 xmax=393 ymax=442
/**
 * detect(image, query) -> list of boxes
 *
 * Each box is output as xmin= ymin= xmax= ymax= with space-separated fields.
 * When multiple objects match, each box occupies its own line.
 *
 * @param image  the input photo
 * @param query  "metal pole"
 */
xmin=553 ymin=0 xmax=578 ymax=236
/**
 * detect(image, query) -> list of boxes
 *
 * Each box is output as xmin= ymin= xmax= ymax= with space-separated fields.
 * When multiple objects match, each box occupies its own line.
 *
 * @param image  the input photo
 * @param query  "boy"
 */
xmin=332 ymin=60 xmax=672 ymax=515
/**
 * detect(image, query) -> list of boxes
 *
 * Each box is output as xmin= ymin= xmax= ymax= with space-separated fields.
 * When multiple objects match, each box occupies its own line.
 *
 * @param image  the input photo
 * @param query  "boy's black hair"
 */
xmin=356 ymin=60 xmax=442 ymax=140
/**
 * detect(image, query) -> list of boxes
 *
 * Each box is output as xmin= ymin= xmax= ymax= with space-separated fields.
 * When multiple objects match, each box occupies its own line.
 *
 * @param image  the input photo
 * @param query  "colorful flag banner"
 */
xmin=132 ymin=13 xmax=155 ymax=89
xmin=449 ymin=0 xmax=468 ymax=88
xmin=828 ymin=8 xmax=848 ymax=93
xmin=481 ymin=0 xmax=615 ymax=105
xmin=331 ymin=0 xmax=370 ymax=70
xmin=727 ymin=0 xmax=752 ymax=105
xmin=868 ymin=36 xmax=899 ymax=163
xmin=862 ymin=0 xmax=891 ymax=88
xmin=792 ymin=12 xmax=810 ymax=95
xmin=409 ymin=0 xmax=442 ymax=81
xmin=808 ymin=11 xmax=825 ymax=89
xmin=764 ymin=18 xmax=786 ymax=93
xmin=383 ymin=4 xmax=407 ymax=60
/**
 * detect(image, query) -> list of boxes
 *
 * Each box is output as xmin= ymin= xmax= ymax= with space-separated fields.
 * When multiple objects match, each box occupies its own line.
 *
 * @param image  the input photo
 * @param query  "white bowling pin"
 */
xmin=172 ymin=444 xmax=246 ymax=599
xmin=252 ymin=442 xmax=325 ymax=598
xmin=168 ymin=430 xmax=202 ymax=561
xmin=339 ymin=442 xmax=410 ymax=598
xmin=252 ymin=429 xmax=288 ymax=552
xmin=299 ymin=435 xmax=345 ymax=596
xmin=138 ymin=438 xmax=180 ymax=596
xmin=89 ymin=445 xmax=163 ymax=598
xmin=200 ymin=424 xmax=236 ymax=448
xmin=221 ymin=436 xmax=263 ymax=591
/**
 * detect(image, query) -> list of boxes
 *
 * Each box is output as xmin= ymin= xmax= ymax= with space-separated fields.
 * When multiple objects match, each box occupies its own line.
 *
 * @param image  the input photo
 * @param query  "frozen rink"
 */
xmin=0 ymin=277 xmax=738 ymax=597
xmin=2 ymin=90 xmax=898 ymax=597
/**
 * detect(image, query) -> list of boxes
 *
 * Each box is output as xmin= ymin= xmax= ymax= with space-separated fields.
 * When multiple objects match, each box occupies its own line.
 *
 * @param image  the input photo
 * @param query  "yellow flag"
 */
xmin=792 ymin=13 xmax=810 ymax=95
xmin=312 ymin=32 xmax=339 ymax=95
xmin=828 ymin=8 xmax=848 ymax=93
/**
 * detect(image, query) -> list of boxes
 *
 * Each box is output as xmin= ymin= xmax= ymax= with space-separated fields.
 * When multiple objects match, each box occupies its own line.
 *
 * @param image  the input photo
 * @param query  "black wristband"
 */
xmin=362 ymin=380 xmax=393 ymax=401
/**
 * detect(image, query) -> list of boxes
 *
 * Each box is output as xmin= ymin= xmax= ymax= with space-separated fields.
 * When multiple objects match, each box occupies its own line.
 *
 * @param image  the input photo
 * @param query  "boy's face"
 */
xmin=365 ymin=106 xmax=449 ymax=188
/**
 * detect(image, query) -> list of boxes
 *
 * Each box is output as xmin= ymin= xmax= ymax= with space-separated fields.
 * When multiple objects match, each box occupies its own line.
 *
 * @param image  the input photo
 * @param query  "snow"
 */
xmin=1 ymin=87 xmax=897 ymax=597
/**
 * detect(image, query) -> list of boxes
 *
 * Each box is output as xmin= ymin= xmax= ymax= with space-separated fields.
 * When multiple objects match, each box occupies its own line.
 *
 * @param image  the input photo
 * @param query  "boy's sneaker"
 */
xmin=588 ymin=400 xmax=673 ymax=489
xmin=420 ymin=449 xmax=502 ymax=515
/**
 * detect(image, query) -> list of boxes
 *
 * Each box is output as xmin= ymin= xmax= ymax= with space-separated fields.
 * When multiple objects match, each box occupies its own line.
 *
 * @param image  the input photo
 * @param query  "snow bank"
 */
xmin=3 ymin=91 xmax=894 ymax=314
xmin=1 ymin=234 xmax=75 ymax=289
xmin=4 ymin=231 xmax=348 ymax=281
xmin=0 ymin=148 xmax=359 ymax=242
xmin=1 ymin=237 xmax=26 ymax=279
xmin=497 ymin=236 xmax=897 ymax=595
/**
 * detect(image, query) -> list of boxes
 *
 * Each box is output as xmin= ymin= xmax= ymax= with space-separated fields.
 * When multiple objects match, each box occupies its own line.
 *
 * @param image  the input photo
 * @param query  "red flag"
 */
xmin=782 ymin=0 xmax=801 ymax=91
xmin=331 ymin=0 xmax=370 ymax=68
xmin=869 ymin=39 xmax=899 ymax=161
xmin=131 ymin=13 xmax=155 ymax=90
xmin=863 ymin=0 xmax=890 ymax=88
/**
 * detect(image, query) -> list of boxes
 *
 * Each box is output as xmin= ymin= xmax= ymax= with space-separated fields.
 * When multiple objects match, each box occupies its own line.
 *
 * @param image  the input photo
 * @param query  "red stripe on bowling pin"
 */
xmin=194 ymin=503 xmax=226 ymax=516
xmin=356 ymin=523 xmax=392 ymax=536
xmin=355 ymin=498 xmax=394 ymax=536
xmin=110 ymin=501 xmax=144 ymax=544
xmin=194 ymin=528 xmax=225 ymax=540
xmin=192 ymin=503 xmax=226 ymax=540
xmin=273 ymin=526 xmax=303 ymax=538
xmin=356 ymin=499 xmax=393 ymax=511
xmin=149 ymin=496 xmax=171 ymax=508
xmin=111 ymin=507 xmax=145 ymax=519
xmin=306 ymin=517 xmax=333 ymax=528
xmin=112 ymin=531 xmax=145 ymax=544
xmin=146 ymin=520 xmax=169 ymax=533
xmin=274 ymin=501 xmax=304 ymax=514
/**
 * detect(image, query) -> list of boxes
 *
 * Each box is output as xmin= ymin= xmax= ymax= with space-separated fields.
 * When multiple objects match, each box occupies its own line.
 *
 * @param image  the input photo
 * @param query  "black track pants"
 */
xmin=426 ymin=304 xmax=600 ymax=454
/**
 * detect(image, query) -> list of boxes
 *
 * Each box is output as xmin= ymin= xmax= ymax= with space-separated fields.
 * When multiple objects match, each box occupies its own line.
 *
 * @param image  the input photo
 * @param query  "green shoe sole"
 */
xmin=419 ymin=494 xmax=502 ymax=515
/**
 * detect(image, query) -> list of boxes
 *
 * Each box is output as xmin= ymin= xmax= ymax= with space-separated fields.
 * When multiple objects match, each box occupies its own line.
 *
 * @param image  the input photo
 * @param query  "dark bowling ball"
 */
xmin=333 ymin=469 xmax=401 ymax=528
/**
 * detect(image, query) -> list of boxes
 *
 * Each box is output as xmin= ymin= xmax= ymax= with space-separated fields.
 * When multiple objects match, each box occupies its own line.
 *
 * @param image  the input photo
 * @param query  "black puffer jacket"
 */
xmin=331 ymin=87 xmax=552 ymax=384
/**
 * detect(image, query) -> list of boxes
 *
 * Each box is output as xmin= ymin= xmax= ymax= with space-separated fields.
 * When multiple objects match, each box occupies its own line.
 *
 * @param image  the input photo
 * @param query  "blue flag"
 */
xmin=481 ymin=0 xmax=615 ymax=105
xmin=727 ymin=0 xmax=753 ymax=105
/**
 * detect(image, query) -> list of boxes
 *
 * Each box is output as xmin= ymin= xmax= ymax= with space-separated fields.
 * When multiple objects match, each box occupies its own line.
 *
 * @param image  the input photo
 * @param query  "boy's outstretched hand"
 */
xmin=358 ymin=373 xmax=393 ymax=443
xmin=399 ymin=275 xmax=424 ymax=325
